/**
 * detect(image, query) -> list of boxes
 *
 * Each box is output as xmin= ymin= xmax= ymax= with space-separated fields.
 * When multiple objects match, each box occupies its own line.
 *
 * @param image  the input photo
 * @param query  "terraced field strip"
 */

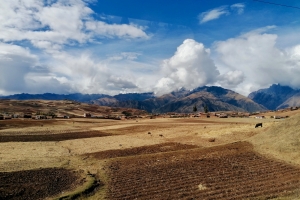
xmin=0 ymin=130 xmax=112 ymax=142
xmin=106 ymin=142 xmax=300 ymax=200
xmin=85 ymin=142 xmax=199 ymax=159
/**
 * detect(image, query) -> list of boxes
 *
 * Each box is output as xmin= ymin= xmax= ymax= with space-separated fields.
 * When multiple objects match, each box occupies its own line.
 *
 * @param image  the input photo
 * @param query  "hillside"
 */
xmin=249 ymin=112 xmax=300 ymax=166
xmin=277 ymin=93 xmax=300 ymax=109
xmin=0 ymin=99 xmax=147 ymax=117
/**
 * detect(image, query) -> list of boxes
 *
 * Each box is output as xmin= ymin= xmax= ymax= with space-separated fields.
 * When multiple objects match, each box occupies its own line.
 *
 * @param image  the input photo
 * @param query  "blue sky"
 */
xmin=1 ymin=0 xmax=300 ymax=96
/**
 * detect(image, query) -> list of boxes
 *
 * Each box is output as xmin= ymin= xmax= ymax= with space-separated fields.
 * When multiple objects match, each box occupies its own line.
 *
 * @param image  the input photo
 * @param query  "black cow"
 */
xmin=255 ymin=123 xmax=262 ymax=128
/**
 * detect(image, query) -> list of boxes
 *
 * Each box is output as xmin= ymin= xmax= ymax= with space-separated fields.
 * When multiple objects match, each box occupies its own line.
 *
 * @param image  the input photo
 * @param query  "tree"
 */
xmin=193 ymin=105 xmax=197 ymax=112
xmin=203 ymin=104 xmax=209 ymax=113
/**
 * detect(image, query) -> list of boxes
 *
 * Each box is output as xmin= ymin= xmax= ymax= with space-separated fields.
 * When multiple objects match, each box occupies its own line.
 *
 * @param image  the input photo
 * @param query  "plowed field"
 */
xmin=0 ymin=168 xmax=79 ymax=200
xmin=106 ymin=142 xmax=300 ymax=200
xmin=0 ymin=130 xmax=112 ymax=142
xmin=86 ymin=142 xmax=199 ymax=159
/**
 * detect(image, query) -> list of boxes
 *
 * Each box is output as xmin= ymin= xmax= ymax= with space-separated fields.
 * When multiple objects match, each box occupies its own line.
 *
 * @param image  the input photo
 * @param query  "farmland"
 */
xmin=1 ymin=106 xmax=300 ymax=199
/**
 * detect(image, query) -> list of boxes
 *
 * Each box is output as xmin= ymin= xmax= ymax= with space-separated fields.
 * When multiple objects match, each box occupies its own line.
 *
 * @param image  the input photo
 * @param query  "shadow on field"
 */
xmin=0 ymin=131 xmax=112 ymax=142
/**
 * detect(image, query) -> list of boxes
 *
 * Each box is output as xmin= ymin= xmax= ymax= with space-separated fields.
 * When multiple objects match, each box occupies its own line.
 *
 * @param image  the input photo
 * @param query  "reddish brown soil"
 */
xmin=86 ymin=142 xmax=199 ymax=159
xmin=106 ymin=142 xmax=300 ymax=200
xmin=0 ymin=168 xmax=79 ymax=200
xmin=0 ymin=130 xmax=112 ymax=142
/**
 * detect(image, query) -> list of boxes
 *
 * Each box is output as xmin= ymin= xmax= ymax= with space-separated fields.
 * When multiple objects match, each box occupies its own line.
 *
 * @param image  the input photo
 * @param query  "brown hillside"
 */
xmin=277 ymin=93 xmax=300 ymax=109
xmin=249 ymin=113 xmax=300 ymax=166
xmin=0 ymin=99 xmax=147 ymax=117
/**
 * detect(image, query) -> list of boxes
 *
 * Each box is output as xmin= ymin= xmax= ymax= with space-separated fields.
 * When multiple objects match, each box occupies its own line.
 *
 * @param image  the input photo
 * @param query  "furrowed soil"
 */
xmin=0 ymin=168 xmax=79 ymax=200
xmin=105 ymin=142 xmax=300 ymax=200
xmin=1 ymin=109 xmax=300 ymax=199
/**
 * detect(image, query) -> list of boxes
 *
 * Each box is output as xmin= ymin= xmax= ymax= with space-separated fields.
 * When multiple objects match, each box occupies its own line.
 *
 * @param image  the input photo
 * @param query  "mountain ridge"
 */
xmin=248 ymin=84 xmax=300 ymax=110
xmin=0 ymin=86 xmax=266 ymax=113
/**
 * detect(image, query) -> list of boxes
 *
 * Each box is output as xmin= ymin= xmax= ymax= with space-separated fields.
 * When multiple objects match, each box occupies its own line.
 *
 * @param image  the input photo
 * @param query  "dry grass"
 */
xmin=1 ymin=107 xmax=300 ymax=199
xmin=249 ymin=113 xmax=300 ymax=166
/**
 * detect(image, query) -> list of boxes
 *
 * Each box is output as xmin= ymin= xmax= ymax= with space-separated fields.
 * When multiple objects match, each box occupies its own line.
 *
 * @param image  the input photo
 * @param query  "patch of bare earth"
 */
xmin=106 ymin=142 xmax=300 ymax=200
xmin=0 ymin=168 xmax=79 ymax=200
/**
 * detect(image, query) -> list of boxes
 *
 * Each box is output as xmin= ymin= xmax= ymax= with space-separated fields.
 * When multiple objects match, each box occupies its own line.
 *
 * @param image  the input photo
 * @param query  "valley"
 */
xmin=1 ymin=102 xmax=300 ymax=199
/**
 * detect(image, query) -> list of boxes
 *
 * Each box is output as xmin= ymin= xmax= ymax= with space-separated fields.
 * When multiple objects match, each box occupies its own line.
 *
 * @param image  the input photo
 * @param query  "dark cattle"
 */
xmin=255 ymin=123 xmax=263 ymax=128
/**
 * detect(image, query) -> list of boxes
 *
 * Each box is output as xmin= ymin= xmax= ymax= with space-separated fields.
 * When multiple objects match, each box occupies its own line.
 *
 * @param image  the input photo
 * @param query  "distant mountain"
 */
xmin=0 ymin=86 xmax=266 ymax=113
xmin=248 ymin=84 xmax=300 ymax=110
xmin=0 ymin=93 xmax=110 ymax=102
xmin=94 ymin=86 xmax=266 ymax=113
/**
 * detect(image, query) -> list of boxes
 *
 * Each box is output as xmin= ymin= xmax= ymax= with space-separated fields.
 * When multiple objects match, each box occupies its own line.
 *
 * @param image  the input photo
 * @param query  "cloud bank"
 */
xmin=215 ymin=27 xmax=300 ymax=95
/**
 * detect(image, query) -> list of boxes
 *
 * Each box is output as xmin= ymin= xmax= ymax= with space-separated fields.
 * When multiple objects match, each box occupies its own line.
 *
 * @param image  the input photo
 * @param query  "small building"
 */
xmin=255 ymin=116 xmax=265 ymax=119
xmin=84 ymin=113 xmax=92 ymax=118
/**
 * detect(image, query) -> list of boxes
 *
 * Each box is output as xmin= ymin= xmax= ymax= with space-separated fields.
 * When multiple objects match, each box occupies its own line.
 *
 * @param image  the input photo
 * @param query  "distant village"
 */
xmin=0 ymin=106 xmax=298 ymax=121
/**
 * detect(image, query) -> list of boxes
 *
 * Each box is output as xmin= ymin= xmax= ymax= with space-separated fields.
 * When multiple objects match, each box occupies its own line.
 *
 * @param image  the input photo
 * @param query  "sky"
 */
xmin=1 ymin=0 xmax=300 ymax=96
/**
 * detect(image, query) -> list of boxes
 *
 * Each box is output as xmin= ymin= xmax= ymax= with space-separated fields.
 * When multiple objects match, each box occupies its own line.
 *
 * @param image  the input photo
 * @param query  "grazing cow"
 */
xmin=255 ymin=123 xmax=263 ymax=128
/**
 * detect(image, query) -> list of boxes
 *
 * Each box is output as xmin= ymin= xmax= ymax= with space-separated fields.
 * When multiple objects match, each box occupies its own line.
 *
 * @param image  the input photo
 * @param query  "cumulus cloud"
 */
xmin=215 ymin=27 xmax=300 ymax=95
xmin=217 ymin=70 xmax=245 ymax=88
xmin=0 ymin=0 xmax=148 ymax=51
xmin=0 ymin=0 xmax=151 ymax=95
xmin=155 ymin=39 xmax=220 ymax=95
xmin=199 ymin=6 xmax=229 ymax=24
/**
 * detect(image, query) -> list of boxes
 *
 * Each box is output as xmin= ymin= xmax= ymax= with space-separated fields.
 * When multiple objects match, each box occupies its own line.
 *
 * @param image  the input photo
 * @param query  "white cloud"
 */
xmin=199 ymin=6 xmax=229 ymax=24
xmin=0 ymin=42 xmax=38 ymax=94
xmin=106 ymin=76 xmax=138 ymax=90
xmin=155 ymin=39 xmax=220 ymax=95
xmin=217 ymin=70 xmax=245 ymax=87
xmin=215 ymin=27 xmax=300 ymax=95
xmin=199 ymin=3 xmax=245 ymax=24
xmin=85 ymin=21 xmax=148 ymax=39
xmin=230 ymin=3 xmax=245 ymax=14
xmin=0 ymin=0 xmax=148 ymax=52
xmin=107 ymin=52 xmax=141 ymax=61
xmin=0 ymin=0 xmax=151 ymax=95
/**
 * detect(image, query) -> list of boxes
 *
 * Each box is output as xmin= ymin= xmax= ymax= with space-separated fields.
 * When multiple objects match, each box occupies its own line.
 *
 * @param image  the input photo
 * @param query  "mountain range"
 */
xmin=1 ymin=84 xmax=299 ymax=113
xmin=1 ymin=86 xmax=267 ymax=113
